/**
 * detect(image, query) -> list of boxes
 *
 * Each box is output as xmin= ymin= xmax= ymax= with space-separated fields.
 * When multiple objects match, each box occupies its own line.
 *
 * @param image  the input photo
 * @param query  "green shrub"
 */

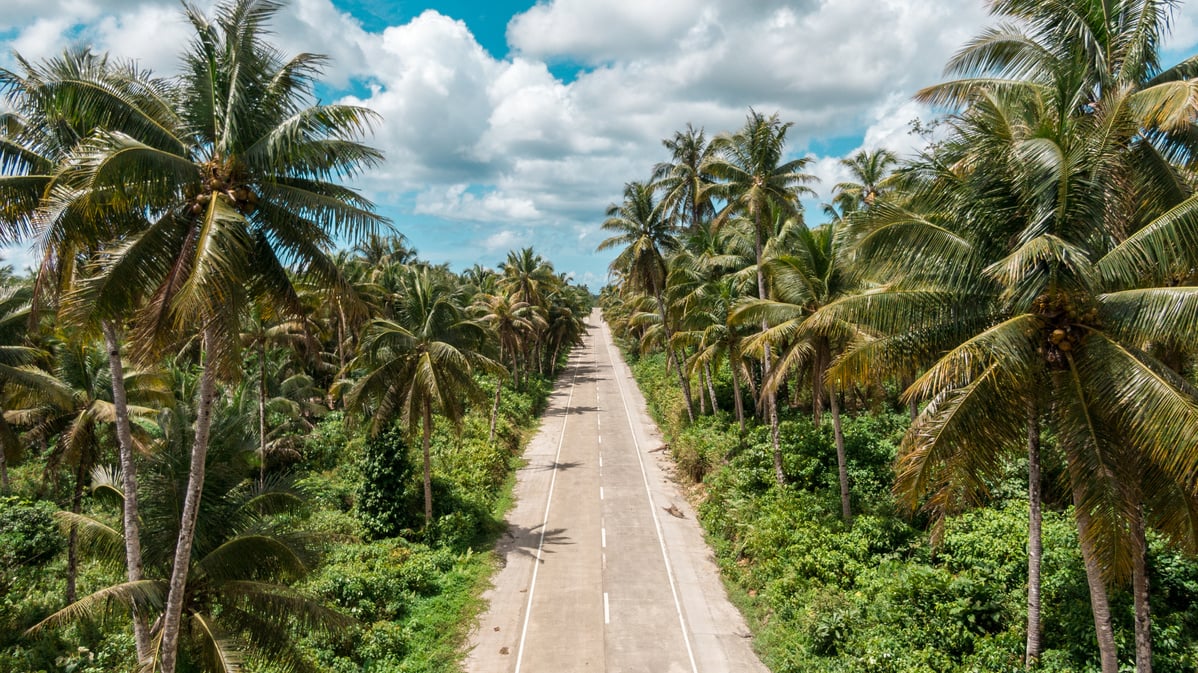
xmin=357 ymin=425 xmax=424 ymax=540
xmin=0 ymin=497 xmax=62 ymax=569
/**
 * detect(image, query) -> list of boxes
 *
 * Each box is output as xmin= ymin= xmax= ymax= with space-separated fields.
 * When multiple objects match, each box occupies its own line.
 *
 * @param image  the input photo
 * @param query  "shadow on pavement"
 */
xmin=498 ymin=523 xmax=574 ymax=564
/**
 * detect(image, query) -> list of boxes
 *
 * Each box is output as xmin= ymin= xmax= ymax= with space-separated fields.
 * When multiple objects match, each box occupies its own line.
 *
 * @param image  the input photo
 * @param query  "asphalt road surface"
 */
xmin=465 ymin=310 xmax=768 ymax=673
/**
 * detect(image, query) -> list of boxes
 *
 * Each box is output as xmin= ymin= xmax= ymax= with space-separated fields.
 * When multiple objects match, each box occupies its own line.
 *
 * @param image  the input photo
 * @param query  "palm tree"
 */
xmin=0 ymin=285 xmax=66 ymax=493
xmin=499 ymin=247 xmax=555 ymax=310
xmin=499 ymin=248 xmax=559 ymax=374
xmin=1 ymin=50 xmax=180 ymax=658
xmin=819 ymin=75 xmax=1198 ymax=671
xmin=543 ymin=294 xmax=585 ymax=377
xmin=733 ymin=217 xmax=862 ymax=523
xmin=704 ymin=111 xmax=818 ymax=485
xmin=346 ymin=266 xmax=503 ymax=525
xmin=31 ymin=409 xmax=349 ymax=673
xmin=668 ymin=220 xmax=755 ymax=429
xmin=51 ymin=3 xmax=386 ymax=669
xmin=474 ymin=291 xmax=540 ymax=441
xmin=13 ymin=337 xmax=169 ymax=604
xmin=906 ymin=2 xmax=1198 ymax=668
xmin=240 ymin=305 xmax=315 ymax=487
xmin=599 ymin=180 xmax=696 ymax=422
xmin=653 ymin=123 xmax=716 ymax=235
xmin=833 ymin=148 xmax=898 ymax=213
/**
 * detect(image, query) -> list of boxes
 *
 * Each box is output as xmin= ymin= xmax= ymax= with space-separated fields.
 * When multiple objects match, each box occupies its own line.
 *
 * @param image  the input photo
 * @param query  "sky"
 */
xmin=2 ymin=0 xmax=1196 ymax=291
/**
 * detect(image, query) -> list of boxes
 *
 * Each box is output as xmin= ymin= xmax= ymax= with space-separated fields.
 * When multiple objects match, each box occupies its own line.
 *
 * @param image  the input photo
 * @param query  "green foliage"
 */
xmin=358 ymin=424 xmax=424 ymax=540
xmin=0 ymin=497 xmax=62 ymax=569
xmin=627 ymin=349 xmax=1198 ymax=673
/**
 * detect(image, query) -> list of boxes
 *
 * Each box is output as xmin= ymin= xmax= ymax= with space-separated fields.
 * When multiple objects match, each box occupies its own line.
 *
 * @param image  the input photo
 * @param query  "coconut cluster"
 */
xmin=188 ymin=160 xmax=259 ymax=216
xmin=1033 ymin=291 xmax=1099 ymax=369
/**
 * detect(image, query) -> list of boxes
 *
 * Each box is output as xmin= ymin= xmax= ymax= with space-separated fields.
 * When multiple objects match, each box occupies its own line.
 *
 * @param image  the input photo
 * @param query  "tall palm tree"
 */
xmin=31 ymin=409 xmax=349 ymax=673
xmin=240 ymin=304 xmax=315 ymax=487
xmin=733 ymin=217 xmax=862 ymax=523
xmin=704 ymin=112 xmax=817 ymax=485
xmin=820 ymin=76 xmax=1198 ymax=671
xmin=346 ymin=267 xmax=502 ymax=525
xmin=599 ymin=180 xmax=696 ymax=422
xmin=473 ymin=291 xmax=540 ymax=441
xmin=1 ymin=49 xmax=180 ymax=658
xmin=653 ymin=123 xmax=717 ymax=235
xmin=833 ymin=148 xmax=898 ymax=213
xmin=499 ymin=248 xmax=558 ymax=373
xmin=907 ymin=2 xmax=1198 ymax=669
xmin=14 ymin=337 xmax=169 ymax=604
xmin=52 ymin=3 xmax=386 ymax=669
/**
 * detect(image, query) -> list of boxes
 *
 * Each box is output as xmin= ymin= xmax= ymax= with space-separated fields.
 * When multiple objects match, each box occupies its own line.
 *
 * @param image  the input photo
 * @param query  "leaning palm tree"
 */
xmin=346 ymin=266 xmax=503 ymax=525
xmin=1 ymin=49 xmax=181 ymax=658
xmin=599 ymin=180 xmax=696 ymax=422
xmin=30 ymin=406 xmax=349 ymax=673
xmin=53 ymin=3 xmax=386 ymax=670
xmin=905 ymin=1 xmax=1198 ymax=668
xmin=14 ymin=337 xmax=169 ymax=604
xmin=703 ymin=110 xmax=818 ymax=485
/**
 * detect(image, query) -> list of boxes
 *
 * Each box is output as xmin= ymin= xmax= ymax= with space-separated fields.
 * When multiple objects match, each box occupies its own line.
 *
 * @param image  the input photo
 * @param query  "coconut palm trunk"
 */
xmin=705 ymin=361 xmax=719 ymax=413
xmin=729 ymin=351 xmax=746 ymax=433
xmin=159 ymin=326 xmax=220 ymax=673
xmin=1067 ymin=451 xmax=1119 ymax=673
xmin=755 ymin=217 xmax=784 ymax=486
xmin=1026 ymin=409 xmax=1043 ymax=667
xmin=1131 ymin=498 xmax=1153 ymax=673
xmin=66 ymin=459 xmax=86 ymax=605
xmin=653 ymin=291 xmax=695 ymax=423
xmin=829 ymin=380 xmax=851 ymax=524
xmin=258 ymin=340 xmax=268 ymax=489
xmin=101 ymin=320 xmax=150 ymax=661
xmin=813 ymin=345 xmax=825 ymax=426
xmin=422 ymin=399 xmax=434 ymax=525
xmin=489 ymin=377 xmax=502 ymax=444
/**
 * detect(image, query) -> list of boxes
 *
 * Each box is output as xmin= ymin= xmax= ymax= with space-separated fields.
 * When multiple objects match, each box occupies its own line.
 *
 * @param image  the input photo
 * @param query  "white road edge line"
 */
xmin=602 ymin=320 xmax=701 ymax=673
xmin=513 ymin=353 xmax=580 ymax=673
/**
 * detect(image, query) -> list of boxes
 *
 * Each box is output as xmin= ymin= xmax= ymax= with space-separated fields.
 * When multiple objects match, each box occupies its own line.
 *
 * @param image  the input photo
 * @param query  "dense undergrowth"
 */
xmin=0 ymin=374 xmax=554 ymax=673
xmin=625 ymin=349 xmax=1198 ymax=673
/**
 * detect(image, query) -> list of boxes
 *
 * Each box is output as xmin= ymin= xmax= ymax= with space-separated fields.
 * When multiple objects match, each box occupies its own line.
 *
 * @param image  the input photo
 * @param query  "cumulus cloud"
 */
xmin=414 ymin=184 xmax=540 ymax=222
xmin=0 ymin=0 xmax=1049 ymax=280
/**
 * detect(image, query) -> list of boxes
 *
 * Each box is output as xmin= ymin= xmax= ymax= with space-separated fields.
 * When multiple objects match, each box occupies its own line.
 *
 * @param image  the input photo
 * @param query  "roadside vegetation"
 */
xmin=600 ymin=2 xmax=1198 ymax=671
xmin=0 ymin=1 xmax=589 ymax=671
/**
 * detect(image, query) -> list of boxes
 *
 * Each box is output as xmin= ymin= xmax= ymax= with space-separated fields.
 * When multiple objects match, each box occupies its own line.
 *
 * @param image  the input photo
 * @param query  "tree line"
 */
xmin=0 ymin=0 xmax=589 ymax=670
xmin=599 ymin=1 xmax=1198 ymax=671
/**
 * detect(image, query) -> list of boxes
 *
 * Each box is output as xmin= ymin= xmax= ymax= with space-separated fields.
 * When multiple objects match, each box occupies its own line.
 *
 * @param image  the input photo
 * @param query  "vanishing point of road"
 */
xmin=466 ymin=310 xmax=768 ymax=673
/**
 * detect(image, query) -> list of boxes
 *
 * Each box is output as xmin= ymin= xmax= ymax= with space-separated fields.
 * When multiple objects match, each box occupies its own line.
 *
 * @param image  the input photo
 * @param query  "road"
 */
xmin=465 ymin=310 xmax=768 ymax=673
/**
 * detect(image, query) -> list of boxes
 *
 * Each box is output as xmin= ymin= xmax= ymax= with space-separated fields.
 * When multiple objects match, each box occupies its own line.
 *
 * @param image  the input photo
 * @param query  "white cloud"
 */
xmin=483 ymin=229 xmax=520 ymax=252
xmin=414 ymin=184 xmax=541 ymax=222
xmin=507 ymin=0 xmax=699 ymax=63
xmin=2 ymin=0 xmax=1074 ymax=281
